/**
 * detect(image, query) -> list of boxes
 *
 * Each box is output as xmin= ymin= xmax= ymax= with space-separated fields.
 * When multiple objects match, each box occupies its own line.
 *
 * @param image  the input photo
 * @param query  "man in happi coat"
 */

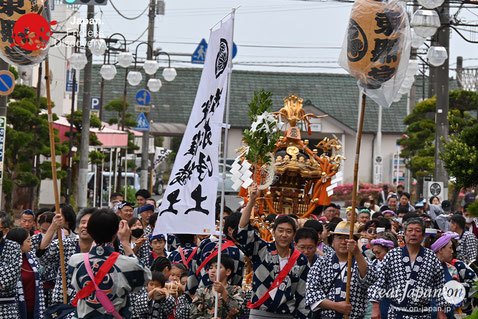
xmin=187 ymin=212 xmax=245 ymax=295
xmin=235 ymin=184 xmax=310 ymax=319
xmin=305 ymin=220 xmax=374 ymax=318
xmin=369 ymin=217 xmax=447 ymax=319
xmin=0 ymin=233 xmax=22 ymax=318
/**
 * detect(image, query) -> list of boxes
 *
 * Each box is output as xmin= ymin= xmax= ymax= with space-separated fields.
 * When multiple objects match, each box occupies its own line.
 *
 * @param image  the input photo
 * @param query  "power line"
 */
xmin=109 ymin=0 xmax=149 ymax=20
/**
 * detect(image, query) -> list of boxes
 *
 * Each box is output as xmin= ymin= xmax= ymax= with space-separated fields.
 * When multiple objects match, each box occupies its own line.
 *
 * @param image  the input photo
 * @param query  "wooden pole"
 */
xmin=344 ymin=92 xmax=366 ymax=319
xmin=45 ymin=57 xmax=68 ymax=304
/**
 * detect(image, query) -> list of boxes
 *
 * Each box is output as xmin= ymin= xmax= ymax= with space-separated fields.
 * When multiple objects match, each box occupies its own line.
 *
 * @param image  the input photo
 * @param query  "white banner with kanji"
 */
xmin=154 ymin=16 xmax=233 ymax=235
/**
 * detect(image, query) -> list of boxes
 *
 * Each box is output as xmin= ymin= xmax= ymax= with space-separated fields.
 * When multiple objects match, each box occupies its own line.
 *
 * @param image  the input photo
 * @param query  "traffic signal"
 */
xmin=63 ymin=0 xmax=108 ymax=5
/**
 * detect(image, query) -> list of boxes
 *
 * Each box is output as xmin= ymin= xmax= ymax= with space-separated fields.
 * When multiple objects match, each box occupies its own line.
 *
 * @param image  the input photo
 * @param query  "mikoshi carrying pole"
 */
xmin=344 ymin=92 xmax=366 ymax=319
xmin=215 ymin=8 xmax=236 ymax=318
xmin=45 ymin=57 xmax=69 ymax=303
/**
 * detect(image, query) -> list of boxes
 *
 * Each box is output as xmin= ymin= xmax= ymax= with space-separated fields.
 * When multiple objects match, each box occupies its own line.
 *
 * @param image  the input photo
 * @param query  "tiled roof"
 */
xmin=79 ymin=66 xmax=447 ymax=134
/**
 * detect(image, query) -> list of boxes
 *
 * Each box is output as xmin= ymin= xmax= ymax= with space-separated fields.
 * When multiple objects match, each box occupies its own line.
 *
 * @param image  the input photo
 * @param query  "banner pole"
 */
xmin=344 ymin=92 xmax=366 ymax=319
xmin=45 ymin=57 xmax=68 ymax=303
xmin=215 ymin=8 xmax=236 ymax=318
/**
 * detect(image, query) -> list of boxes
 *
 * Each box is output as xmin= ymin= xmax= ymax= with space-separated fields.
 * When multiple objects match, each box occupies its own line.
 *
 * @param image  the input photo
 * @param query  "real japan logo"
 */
xmin=215 ymin=38 xmax=229 ymax=79
xmin=10 ymin=14 xmax=57 ymax=51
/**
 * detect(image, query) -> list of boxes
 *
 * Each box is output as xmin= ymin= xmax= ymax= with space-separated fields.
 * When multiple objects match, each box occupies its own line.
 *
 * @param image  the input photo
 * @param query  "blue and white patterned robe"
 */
xmin=68 ymin=245 xmax=151 ymax=319
xmin=0 ymin=238 xmax=22 ymax=319
xmin=16 ymin=252 xmax=46 ymax=319
xmin=457 ymin=231 xmax=478 ymax=264
xmin=368 ymin=246 xmax=445 ymax=319
xmin=305 ymin=253 xmax=375 ymax=319
xmin=168 ymin=243 xmax=198 ymax=269
xmin=187 ymin=235 xmax=245 ymax=295
xmin=235 ymin=223 xmax=310 ymax=319
xmin=38 ymin=236 xmax=80 ymax=305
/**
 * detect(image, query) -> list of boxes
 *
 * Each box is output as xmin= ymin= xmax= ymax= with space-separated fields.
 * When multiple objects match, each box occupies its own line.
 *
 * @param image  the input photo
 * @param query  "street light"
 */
xmin=147 ymin=78 xmax=162 ymax=92
xmin=127 ymin=71 xmax=143 ymax=86
xmin=427 ymin=45 xmax=448 ymax=67
xmin=155 ymin=51 xmax=177 ymax=82
xmin=100 ymin=64 xmax=117 ymax=81
xmin=69 ymin=52 xmax=87 ymax=70
xmin=89 ymin=38 xmax=107 ymax=56
xmin=417 ymin=0 xmax=444 ymax=9
xmin=143 ymin=60 xmax=160 ymax=75
xmin=117 ymin=51 xmax=134 ymax=68
xmin=411 ymin=9 xmax=440 ymax=38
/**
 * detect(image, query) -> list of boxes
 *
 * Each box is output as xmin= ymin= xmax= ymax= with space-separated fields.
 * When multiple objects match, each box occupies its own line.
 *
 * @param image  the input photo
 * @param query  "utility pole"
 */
xmin=433 ymin=1 xmax=450 ymax=199
xmin=78 ymin=5 xmax=95 ymax=209
xmin=140 ymin=0 xmax=156 ymax=190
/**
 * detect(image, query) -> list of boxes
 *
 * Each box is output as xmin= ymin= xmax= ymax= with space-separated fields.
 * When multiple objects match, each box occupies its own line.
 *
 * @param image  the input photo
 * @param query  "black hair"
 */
xmin=38 ymin=212 xmax=55 ymax=225
xmin=400 ymin=192 xmax=411 ymax=200
xmin=429 ymin=196 xmax=439 ymax=204
xmin=451 ymin=214 xmax=466 ymax=230
xmin=208 ymin=254 xmax=235 ymax=279
xmin=180 ymin=271 xmax=188 ymax=280
xmin=403 ymin=217 xmax=425 ymax=233
xmin=128 ymin=217 xmax=141 ymax=228
xmin=87 ymin=208 xmax=120 ymax=244
xmin=397 ymin=185 xmax=404 ymax=190
xmin=5 ymin=227 xmax=29 ymax=246
xmin=371 ymin=212 xmax=382 ymax=219
xmin=223 ymin=212 xmax=241 ymax=237
xmin=35 ymin=208 xmax=51 ymax=223
xmin=76 ymin=207 xmax=97 ymax=229
xmin=176 ymin=234 xmax=195 ymax=247
xmin=151 ymin=271 xmax=166 ymax=287
xmin=396 ymin=207 xmax=409 ymax=216
xmin=171 ymin=262 xmax=187 ymax=272
xmin=303 ymin=219 xmax=323 ymax=234
xmin=359 ymin=198 xmax=371 ymax=206
xmin=295 ymin=227 xmax=319 ymax=245
xmin=0 ymin=211 xmax=12 ymax=229
xmin=329 ymin=217 xmax=343 ymax=225
xmin=324 ymin=203 xmax=338 ymax=210
xmin=387 ymin=195 xmax=398 ymax=201
xmin=135 ymin=189 xmax=151 ymax=199
xmin=149 ymin=213 xmax=158 ymax=229
xmin=402 ymin=212 xmax=420 ymax=223
xmin=376 ymin=231 xmax=399 ymax=248
xmin=272 ymin=215 xmax=297 ymax=233
xmin=110 ymin=192 xmax=123 ymax=200
xmin=151 ymin=256 xmax=172 ymax=272
xmin=375 ymin=217 xmax=392 ymax=231
xmin=52 ymin=204 xmax=76 ymax=231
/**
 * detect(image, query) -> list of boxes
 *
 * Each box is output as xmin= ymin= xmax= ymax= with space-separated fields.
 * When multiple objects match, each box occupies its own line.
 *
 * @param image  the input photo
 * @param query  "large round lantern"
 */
xmin=0 ymin=1 xmax=53 ymax=66
xmin=346 ymin=0 xmax=407 ymax=89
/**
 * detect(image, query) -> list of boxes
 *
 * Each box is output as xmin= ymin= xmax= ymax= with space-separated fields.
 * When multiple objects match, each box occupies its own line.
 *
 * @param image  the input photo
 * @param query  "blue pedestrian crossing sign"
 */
xmin=192 ymin=39 xmax=208 ymax=64
xmin=135 ymin=112 xmax=150 ymax=132
xmin=191 ymin=39 xmax=238 ymax=64
xmin=136 ymin=89 xmax=151 ymax=105
xmin=0 ymin=71 xmax=15 ymax=96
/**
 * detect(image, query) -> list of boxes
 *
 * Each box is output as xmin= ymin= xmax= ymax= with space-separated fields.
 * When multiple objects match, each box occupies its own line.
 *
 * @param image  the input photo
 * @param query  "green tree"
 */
xmin=399 ymin=89 xmax=478 ymax=199
xmin=5 ymin=84 xmax=67 ymax=210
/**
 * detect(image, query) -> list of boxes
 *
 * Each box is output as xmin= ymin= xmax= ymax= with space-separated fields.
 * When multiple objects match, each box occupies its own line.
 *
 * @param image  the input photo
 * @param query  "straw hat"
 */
xmin=331 ymin=221 xmax=359 ymax=236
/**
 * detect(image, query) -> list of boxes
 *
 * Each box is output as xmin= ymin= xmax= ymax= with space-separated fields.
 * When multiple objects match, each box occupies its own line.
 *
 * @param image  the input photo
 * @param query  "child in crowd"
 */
xmin=148 ymin=234 xmax=167 ymax=266
xmin=190 ymin=254 xmax=244 ymax=319
xmin=132 ymin=271 xmax=175 ymax=319
xmin=166 ymin=263 xmax=187 ymax=298
xmin=151 ymin=256 xmax=172 ymax=280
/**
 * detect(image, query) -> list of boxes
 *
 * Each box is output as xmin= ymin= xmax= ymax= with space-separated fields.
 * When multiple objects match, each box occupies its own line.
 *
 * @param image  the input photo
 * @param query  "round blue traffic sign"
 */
xmin=0 ymin=71 xmax=15 ymax=96
xmin=136 ymin=89 xmax=151 ymax=106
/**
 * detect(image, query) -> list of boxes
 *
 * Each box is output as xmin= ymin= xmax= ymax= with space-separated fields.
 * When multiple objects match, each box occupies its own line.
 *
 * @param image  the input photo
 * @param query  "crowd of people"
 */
xmin=0 ymin=185 xmax=477 ymax=319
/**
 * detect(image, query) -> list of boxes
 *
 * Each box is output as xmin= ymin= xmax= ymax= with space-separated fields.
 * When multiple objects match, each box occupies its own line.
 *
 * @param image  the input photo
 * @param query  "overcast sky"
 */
xmin=78 ymin=0 xmax=478 ymax=76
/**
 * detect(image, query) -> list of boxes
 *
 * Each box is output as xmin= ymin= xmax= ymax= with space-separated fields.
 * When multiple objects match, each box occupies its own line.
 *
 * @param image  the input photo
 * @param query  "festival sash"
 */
xmin=178 ymin=247 xmax=198 ymax=270
xmin=196 ymin=239 xmax=235 ymax=276
xmin=248 ymin=249 xmax=301 ymax=309
xmin=72 ymin=252 xmax=120 ymax=306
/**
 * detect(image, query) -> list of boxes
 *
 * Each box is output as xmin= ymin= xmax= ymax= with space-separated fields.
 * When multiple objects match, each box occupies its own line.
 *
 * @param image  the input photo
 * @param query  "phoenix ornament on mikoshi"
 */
xmin=233 ymin=93 xmax=344 ymax=228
